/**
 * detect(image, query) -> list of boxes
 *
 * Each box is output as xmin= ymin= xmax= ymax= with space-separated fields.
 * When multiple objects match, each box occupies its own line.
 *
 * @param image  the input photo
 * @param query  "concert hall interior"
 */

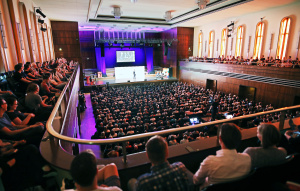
xmin=0 ymin=0 xmax=300 ymax=190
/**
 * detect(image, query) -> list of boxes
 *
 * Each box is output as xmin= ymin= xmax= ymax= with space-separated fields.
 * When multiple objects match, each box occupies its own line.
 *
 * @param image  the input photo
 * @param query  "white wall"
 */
xmin=193 ymin=1 xmax=300 ymax=60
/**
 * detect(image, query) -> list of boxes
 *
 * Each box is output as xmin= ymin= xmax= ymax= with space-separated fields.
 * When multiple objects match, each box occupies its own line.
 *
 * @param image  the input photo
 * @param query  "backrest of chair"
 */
xmin=252 ymin=154 xmax=295 ymax=184
xmin=203 ymin=169 xmax=256 ymax=191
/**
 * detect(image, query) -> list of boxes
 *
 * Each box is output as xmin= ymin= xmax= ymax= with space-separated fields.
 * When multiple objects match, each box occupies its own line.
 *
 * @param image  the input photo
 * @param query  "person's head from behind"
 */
xmin=43 ymin=73 xmax=50 ymax=81
xmin=146 ymin=135 xmax=168 ymax=165
xmin=218 ymin=123 xmax=241 ymax=149
xmin=257 ymin=124 xmax=281 ymax=149
xmin=70 ymin=151 xmax=97 ymax=189
xmin=26 ymin=83 xmax=39 ymax=93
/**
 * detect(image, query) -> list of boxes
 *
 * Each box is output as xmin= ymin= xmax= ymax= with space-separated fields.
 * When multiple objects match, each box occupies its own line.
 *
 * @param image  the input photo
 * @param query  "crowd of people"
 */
xmin=191 ymin=55 xmax=300 ymax=68
xmin=0 ymin=58 xmax=75 ymax=190
xmin=90 ymin=81 xmax=286 ymax=157
xmin=70 ymin=122 xmax=299 ymax=191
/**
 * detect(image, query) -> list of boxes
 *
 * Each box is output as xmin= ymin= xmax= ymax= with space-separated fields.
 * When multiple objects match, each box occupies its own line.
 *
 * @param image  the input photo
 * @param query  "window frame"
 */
xmin=276 ymin=17 xmax=291 ymax=60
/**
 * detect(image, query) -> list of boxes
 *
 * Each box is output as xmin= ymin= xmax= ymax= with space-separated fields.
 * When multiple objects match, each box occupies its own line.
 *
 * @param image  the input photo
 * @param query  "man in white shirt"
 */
xmin=193 ymin=123 xmax=251 ymax=189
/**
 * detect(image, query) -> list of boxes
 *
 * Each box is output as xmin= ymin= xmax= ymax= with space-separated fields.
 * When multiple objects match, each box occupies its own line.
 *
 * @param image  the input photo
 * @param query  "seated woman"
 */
xmin=5 ymin=96 xmax=36 ymax=125
xmin=40 ymin=74 xmax=60 ymax=97
xmin=243 ymin=124 xmax=287 ymax=169
xmin=25 ymin=83 xmax=53 ymax=122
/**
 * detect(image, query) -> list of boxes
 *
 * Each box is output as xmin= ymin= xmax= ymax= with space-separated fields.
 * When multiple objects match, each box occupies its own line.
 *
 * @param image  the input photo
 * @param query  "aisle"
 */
xmin=78 ymin=93 xmax=102 ymax=158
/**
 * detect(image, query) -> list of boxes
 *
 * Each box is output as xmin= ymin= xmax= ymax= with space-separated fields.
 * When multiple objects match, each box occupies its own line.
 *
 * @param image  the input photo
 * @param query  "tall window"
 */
xmin=276 ymin=17 xmax=291 ymax=60
xmin=208 ymin=31 xmax=214 ymax=58
xmin=220 ymin=28 xmax=227 ymax=57
xmin=253 ymin=22 xmax=264 ymax=59
xmin=235 ymin=26 xmax=243 ymax=58
xmin=198 ymin=32 xmax=203 ymax=57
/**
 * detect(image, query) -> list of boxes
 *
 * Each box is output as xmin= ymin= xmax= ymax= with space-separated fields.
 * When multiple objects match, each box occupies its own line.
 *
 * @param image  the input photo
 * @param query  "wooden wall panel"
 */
xmin=51 ymin=21 xmax=81 ymax=63
xmin=79 ymin=31 xmax=96 ymax=69
xmin=177 ymin=27 xmax=194 ymax=60
xmin=180 ymin=62 xmax=300 ymax=108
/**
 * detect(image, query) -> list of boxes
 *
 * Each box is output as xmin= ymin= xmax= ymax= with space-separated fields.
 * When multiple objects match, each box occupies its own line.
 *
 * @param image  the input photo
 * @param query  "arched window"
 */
xmin=235 ymin=26 xmax=243 ymax=58
xmin=253 ymin=22 xmax=264 ymax=59
xmin=208 ymin=31 xmax=214 ymax=58
xmin=198 ymin=32 xmax=203 ymax=57
xmin=276 ymin=17 xmax=291 ymax=60
xmin=220 ymin=28 xmax=227 ymax=58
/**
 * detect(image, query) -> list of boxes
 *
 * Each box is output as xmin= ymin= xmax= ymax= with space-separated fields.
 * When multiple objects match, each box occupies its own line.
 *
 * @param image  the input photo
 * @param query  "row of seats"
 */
xmin=203 ymin=153 xmax=300 ymax=191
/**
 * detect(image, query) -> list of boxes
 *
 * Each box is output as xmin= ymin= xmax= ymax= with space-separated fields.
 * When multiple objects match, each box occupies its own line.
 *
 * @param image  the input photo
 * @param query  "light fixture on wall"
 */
xmin=164 ymin=11 xmax=172 ymax=22
xmin=196 ymin=0 xmax=210 ymax=10
xmin=227 ymin=21 xmax=234 ymax=37
xmin=112 ymin=7 xmax=122 ymax=19
xmin=38 ymin=17 xmax=44 ymax=24
xmin=35 ymin=7 xmax=46 ymax=18
xmin=41 ymin=24 xmax=47 ymax=32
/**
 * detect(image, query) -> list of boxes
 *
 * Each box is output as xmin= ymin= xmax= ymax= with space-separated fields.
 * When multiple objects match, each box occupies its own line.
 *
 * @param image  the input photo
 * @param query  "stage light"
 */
xmin=41 ymin=26 xmax=47 ymax=32
xmin=120 ymin=42 xmax=124 ymax=47
xmin=139 ymin=41 xmax=144 ymax=46
xmin=157 ymin=43 xmax=161 ymax=47
xmin=114 ymin=40 xmax=118 ymax=44
xmin=112 ymin=7 xmax=122 ymax=19
xmin=38 ymin=18 xmax=44 ymax=24
xmin=109 ymin=42 xmax=113 ymax=46
xmin=36 ymin=8 xmax=46 ymax=18
xmin=196 ymin=0 xmax=210 ymax=10
xmin=131 ymin=42 xmax=135 ymax=46
xmin=164 ymin=11 xmax=172 ymax=22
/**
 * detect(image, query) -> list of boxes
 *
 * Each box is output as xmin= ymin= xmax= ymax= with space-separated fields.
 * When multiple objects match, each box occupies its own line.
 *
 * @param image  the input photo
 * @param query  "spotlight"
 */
xmin=38 ymin=18 xmax=44 ymax=24
xmin=164 ymin=11 xmax=172 ymax=22
xmin=36 ymin=8 xmax=46 ymax=18
xmin=120 ymin=42 xmax=124 ymax=47
xmin=157 ymin=43 xmax=161 ymax=47
xmin=112 ymin=7 xmax=122 ymax=19
xmin=41 ymin=26 xmax=47 ymax=32
xmin=196 ymin=0 xmax=210 ymax=10
xmin=130 ymin=42 xmax=135 ymax=46
xmin=139 ymin=41 xmax=144 ymax=46
xmin=109 ymin=42 xmax=113 ymax=46
xmin=114 ymin=40 xmax=118 ymax=44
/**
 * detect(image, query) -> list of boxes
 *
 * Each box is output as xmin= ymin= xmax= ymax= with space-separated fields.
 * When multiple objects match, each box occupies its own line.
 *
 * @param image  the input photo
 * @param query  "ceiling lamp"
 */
xmin=112 ymin=7 xmax=122 ymax=19
xmin=164 ymin=11 xmax=172 ymax=22
xmin=196 ymin=0 xmax=210 ymax=10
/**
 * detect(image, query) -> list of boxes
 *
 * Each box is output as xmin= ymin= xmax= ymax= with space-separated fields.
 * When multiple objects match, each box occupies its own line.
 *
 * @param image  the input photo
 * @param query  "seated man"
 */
xmin=70 ymin=150 xmax=122 ymax=191
xmin=193 ymin=123 xmax=251 ymax=189
xmin=129 ymin=135 xmax=192 ymax=191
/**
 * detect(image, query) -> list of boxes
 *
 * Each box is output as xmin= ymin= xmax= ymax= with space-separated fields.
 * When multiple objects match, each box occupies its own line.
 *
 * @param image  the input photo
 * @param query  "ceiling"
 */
xmin=32 ymin=0 xmax=299 ymax=32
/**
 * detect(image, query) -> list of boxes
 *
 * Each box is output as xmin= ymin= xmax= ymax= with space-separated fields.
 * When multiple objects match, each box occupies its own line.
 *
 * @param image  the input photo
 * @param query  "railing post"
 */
xmin=122 ymin=142 xmax=127 ymax=164
xmin=279 ymin=111 xmax=286 ymax=131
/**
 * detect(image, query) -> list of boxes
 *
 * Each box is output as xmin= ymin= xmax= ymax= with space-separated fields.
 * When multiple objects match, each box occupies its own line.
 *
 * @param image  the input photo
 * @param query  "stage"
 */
xmin=83 ymin=68 xmax=178 ymax=87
